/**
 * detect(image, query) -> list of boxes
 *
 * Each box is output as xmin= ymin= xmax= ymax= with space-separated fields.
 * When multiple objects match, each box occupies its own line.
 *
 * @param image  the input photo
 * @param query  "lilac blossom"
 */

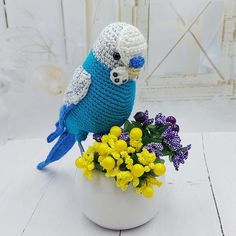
xmin=93 ymin=133 xmax=102 ymax=142
xmin=162 ymin=126 xmax=182 ymax=151
xmin=155 ymin=113 xmax=166 ymax=126
xmin=144 ymin=142 xmax=164 ymax=156
xmin=119 ymin=132 xmax=130 ymax=142
xmin=143 ymin=110 xmax=154 ymax=126
xmin=173 ymin=144 xmax=191 ymax=170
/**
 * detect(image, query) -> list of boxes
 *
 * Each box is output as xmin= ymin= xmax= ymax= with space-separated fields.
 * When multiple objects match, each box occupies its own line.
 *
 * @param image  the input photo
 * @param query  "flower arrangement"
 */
xmin=75 ymin=110 xmax=191 ymax=198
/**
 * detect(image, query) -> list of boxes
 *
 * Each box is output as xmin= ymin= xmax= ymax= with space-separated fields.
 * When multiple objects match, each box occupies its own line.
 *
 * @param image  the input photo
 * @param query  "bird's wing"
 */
xmin=64 ymin=66 xmax=91 ymax=105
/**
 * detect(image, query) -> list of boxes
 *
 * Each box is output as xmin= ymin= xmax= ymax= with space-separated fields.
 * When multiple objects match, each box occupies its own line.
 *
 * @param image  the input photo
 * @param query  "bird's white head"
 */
xmin=93 ymin=22 xmax=147 ymax=85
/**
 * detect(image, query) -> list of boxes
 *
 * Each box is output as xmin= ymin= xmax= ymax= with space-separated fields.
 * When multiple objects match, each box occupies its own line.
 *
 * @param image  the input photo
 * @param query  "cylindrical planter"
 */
xmin=75 ymin=170 xmax=165 ymax=230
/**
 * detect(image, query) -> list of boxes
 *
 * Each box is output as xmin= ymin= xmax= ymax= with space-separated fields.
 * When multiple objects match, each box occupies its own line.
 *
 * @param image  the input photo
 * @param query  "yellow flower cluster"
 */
xmin=75 ymin=126 xmax=166 ymax=198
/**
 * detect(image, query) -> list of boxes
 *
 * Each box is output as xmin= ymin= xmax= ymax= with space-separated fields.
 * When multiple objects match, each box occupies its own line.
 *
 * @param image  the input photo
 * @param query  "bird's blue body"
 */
xmin=37 ymin=22 xmax=146 ymax=170
xmin=66 ymin=50 xmax=136 ymax=141
xmin=37 ymin=50 xmax=135 ymax=170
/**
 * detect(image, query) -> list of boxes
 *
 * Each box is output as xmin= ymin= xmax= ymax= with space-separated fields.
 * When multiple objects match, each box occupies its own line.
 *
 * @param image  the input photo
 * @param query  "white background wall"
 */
xmin=0 ymin=0 xmax=235 ymax=143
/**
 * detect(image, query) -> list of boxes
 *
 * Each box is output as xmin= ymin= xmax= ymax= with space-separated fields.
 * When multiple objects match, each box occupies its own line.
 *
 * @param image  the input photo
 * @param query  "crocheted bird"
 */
xmin=37 ymin=22 xmax=147 ymax=170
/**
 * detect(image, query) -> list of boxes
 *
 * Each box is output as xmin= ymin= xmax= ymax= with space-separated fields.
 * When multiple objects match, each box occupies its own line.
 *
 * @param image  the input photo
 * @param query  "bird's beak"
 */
xmin=128 ymin=68 xmax=141 ymax=79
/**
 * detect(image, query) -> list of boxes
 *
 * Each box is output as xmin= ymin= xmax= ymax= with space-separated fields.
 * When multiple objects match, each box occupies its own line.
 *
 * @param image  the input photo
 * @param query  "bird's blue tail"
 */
xmin=37 ymin=131 xmax=76 ymax=170
xmin=37 ymin=104 xmax=76 ymax=170
xmin=47 ymin=104 xmax=76 ymax=143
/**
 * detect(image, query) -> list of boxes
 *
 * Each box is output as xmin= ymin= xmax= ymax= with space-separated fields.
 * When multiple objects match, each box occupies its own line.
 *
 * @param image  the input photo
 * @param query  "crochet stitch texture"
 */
xmin=37 ymin=22 xmax=147 ymax=170
xmin=65 ymin=50 xmax=136 ymax=141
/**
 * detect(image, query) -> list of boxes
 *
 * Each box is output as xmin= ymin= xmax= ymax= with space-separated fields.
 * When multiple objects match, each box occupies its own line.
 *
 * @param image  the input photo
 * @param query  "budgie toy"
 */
xmin=37 ymin=22 xmax=147 ymax=170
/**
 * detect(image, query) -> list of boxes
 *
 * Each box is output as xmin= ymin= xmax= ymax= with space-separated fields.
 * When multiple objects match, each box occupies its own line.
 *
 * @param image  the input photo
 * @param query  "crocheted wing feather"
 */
xmin=64 ymin=66 xmax=91 ymax=105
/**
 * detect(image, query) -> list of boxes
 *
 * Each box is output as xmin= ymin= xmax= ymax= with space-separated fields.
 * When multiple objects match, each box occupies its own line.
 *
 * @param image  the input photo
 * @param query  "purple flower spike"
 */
xmin=144 ymin=142 xmax=164 ymax=156
xmin=143 ymin=110 xmax=154 ymax=126
xmin=173 ymin=144 xmax=191 ymax=170
xmin=119 ymin=132 xmax=130 ymax=142
xmin=155 ymin=113 xmax=166 ymax=126
xmin=162 ymin=126 xmax=182 ymax=151
xmin=93 ymin=133 xmax=102 ymax=142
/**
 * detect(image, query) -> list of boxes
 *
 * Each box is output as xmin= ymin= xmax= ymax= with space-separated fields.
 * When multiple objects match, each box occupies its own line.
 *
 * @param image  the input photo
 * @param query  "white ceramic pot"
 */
xmin=75 ymin=170 xmax=165 ymax=230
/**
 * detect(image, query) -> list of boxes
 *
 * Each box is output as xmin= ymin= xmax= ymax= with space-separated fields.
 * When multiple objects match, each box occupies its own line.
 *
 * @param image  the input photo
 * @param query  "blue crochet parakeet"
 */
xmin=37 ymin=22 xmax=147 ymax=170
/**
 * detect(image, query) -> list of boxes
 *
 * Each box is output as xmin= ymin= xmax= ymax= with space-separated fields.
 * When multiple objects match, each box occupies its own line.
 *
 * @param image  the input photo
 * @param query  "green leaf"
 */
xmin=169 ymin=155 xmax=174 ymax=162
xmin=124 ymin=120 xmax=133 ymax=132
xmin=142 ymin=128 xmax=151 ymax=138
xmin=131 ymin=121 xmax=142 ymax=128
xmin=119 ymin=163 xmax=127 ymax=171
xmin=147 ymin=124 xmax=156 ymax=130
xmin=150 ymin=137 xmax=162 ymax=143
xmin=155 ymin=158 xmax=165 ymax=164
xmin=157 ymin=124 xmax=170 ymax=134
xmin=142 ymin=136 xmax=151 ymax=146
xmin=131 ymin=153 xmax=139 ymax=164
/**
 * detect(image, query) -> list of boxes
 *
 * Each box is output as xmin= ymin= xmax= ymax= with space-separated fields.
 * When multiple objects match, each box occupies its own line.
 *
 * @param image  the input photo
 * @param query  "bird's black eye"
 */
xmin=113 ymin=52 xmax=121 ymax=60
xmin=113 ymin=72 xmax=118 ymax=77
xmin=114 ymin=78 xmax=120 ymax=83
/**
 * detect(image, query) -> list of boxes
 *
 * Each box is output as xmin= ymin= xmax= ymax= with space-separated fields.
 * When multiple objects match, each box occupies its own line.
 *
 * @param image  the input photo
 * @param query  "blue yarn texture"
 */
xmin=65 ymin=50 xmax=136 ymax=141
xmin=37 ymin=50 xmax=136 ymax=170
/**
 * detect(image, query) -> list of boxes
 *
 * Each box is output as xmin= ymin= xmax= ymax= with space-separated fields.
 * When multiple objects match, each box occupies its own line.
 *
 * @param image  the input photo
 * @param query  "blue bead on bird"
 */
xmin=37 ymin=22 xmax=147 ymax=170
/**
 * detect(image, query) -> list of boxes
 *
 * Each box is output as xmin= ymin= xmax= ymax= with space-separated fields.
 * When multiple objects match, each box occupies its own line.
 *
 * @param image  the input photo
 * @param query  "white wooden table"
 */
xmin=0 ymin=133 xmax=235 ymax=236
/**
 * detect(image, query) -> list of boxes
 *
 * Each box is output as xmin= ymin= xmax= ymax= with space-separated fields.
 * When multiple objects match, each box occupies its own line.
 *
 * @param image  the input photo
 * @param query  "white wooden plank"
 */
xmin=0 ymin=0 xmax=7 ymax=31
xmin=16 ymin=136 xmax=119 ymax=236
xmin=62 ymin=0 xmax=87 ymax=69
xmin=203 ymin=132 xmax=236 ymax=236
xmin=122 ymin=133 xmax=222 ymax=236
xmin=84 ymin=0 xmax=118 ymax=51
xmin=0 ymin=139 xmax=61 ymax=235
xmin=138 ymin=83 xmax=234 ymax=101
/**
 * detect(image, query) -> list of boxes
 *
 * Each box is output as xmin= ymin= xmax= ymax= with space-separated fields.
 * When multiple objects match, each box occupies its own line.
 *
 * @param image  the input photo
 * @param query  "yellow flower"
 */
xmin=87 ymin=163 xmax=95 ymax=170
xmin=135 ymin=183 xmax=146 ymax=194
xmin=137 ymin=148 xmax=156 ymax=165
xmin=120 ymin=151 xmax=129 ymax=159
xmin=101 ymin=135 xmax=110 ymax=143
xmin=125 ymin=157 xmax=133 ymax=170
xmin=153 ymin=163 xmax=166 ymax=176
xmin=132 ymin=177 xmax=140 ymax=187
xmin=127 ymin=146 xmax=135 ymax=153
xmin=115 ymin=140 xmax=127 ymax=152
xmin=130 ymin=139 xmax=143 ymax=152
xmin=117 ymin=158 xmax=124 ymax=166
xmin=105 ymin=167 xmax=119 ymax=177
xmin=97 ymin=143 xmax=109 ymax=156
xmin=75 ymin=147 xmax=96 ymax=181
xmin=144 ymin=166 xmax=151 ymax=172
xmin=98 ymin=155 xmax=106 ymax=163
xmin=110 ymin=126 xmax=122 ymax=137
xmin=83 ymin=168 xmax=93 ymax=180
xmin=130 ymin=128 xmax=143 ymax=139
xmin=75 ymin=157 xmax=84 ymax=168
xmin=101 ymin=157 xmax=115 ymax=171
xmin=108 ymin=138 xmax=115 ymax=148
xmin=116 ymin=171 xmax=133 ymax=191
xmin=110 ymin=152 xmax=119 ymax=159
xmin=131 ymin=164 xmax=144 ymax=177
xmin=147 ymin=177 xmax=163 ymax=187
xmin=142 ymin=185 xmax=154 ymax=198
